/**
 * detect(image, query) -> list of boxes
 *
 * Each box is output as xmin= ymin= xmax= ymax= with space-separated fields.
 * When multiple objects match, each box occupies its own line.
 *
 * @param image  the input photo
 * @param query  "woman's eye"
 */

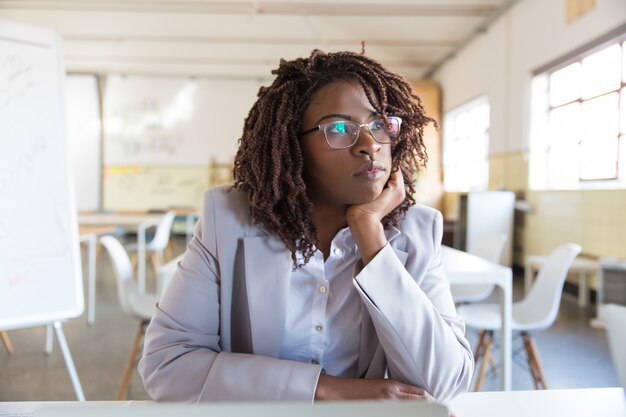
xmin=370 ymin=120 xmax=386 ymax=131
xmin=328 ymin=122 xmax=349 ymax=134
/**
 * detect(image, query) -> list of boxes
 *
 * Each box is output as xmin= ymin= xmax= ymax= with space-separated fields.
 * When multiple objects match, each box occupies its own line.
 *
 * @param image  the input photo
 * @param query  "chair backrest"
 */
xmin=468 ymin=233 xmax=508 ymax=264
xmin=515 ymin=243 xmax=582 ymax=329
xmin=147 ymin=211 xmax=176 ymax=251
xmin=604 ymin=304 xmax=626 ymax=389
xmin=99 ymin=235 xmax=138 ymax=316
xmin=451 ymin=233 xmax=509 ymax=303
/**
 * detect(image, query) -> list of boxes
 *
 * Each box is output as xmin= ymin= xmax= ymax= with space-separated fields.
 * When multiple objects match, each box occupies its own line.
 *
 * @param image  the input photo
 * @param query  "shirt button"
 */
xmin=333 ymin=248 xmax=342 ymax=256
xmin=315 ymin=325 xmax=323 ymax=332
xmin=319 ymin=285 xmax=327 ymax=294
xmin=310 ymin=359 xmax=319 ymax=364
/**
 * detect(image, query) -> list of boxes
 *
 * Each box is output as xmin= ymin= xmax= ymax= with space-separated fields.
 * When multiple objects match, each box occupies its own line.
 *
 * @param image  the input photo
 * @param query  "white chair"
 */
xmin=99 ymin=235 xmax=159 ymax=400
xmin=158 ymin=253 xmax=184 ymax=296
xmin=127 ymin=211 xmax=176 ymax=278
xmin=451 ymin=233 xmax=508 ymax=303
xmin=603 ymin=304 xmax=626 ymax=389
xmin=458 ymin=243 xmax=581 ymax=391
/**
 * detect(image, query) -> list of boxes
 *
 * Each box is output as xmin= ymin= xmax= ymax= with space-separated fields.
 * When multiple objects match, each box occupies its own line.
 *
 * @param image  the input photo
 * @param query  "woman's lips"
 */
xmin=354 ymin=161 xmax=386 ymax=180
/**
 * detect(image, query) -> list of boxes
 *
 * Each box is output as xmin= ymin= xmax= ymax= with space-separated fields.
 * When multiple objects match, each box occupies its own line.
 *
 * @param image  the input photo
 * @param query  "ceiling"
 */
xmin=0 ymin=0 xmax=517 ymax=80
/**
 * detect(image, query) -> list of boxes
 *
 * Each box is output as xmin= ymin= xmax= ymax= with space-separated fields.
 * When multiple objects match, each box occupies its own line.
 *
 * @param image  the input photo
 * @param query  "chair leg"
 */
xmin=165 ymin=240 xmax=176 ymax=261
xmin=118 ymin=320 xmax=148 ymax=400
xmin=130 ymin=253 xmax=138 ymax=273
xmin=1 ymin=331 xmax=14 ymax=354
xmin=473 ymin=330 xmax=497 ymax=375
xmin=474 ymin=331 xmax=493 ymax=391
xmin=521 ymin=332 xmax=547 ymax=390
xmin=150 ymin=253 xmax=162 ymax=276
xmin=473 ymin=330 xmax=487 ymax=360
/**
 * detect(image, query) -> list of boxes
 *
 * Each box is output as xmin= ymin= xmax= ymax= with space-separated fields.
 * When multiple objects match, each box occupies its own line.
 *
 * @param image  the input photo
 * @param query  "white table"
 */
xmin=448 ymin=387 xmax=625 ymax=417
xmin=525 ymin=255 xmax=599 ymax=308
xmin=78 ymin=213 xmax=164 ymax=293
xmin=442 ymin=245 xmax=513 ymax=391
xmin=1 ymin=388 xmax=623 ymax=417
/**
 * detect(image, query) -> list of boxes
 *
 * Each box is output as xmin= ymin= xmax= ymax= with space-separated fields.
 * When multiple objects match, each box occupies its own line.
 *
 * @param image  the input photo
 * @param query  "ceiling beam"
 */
xmin=62 ymin=33 xmax=458 ymax=48
xmin=0 ymin=1 xmax=498 ymax=17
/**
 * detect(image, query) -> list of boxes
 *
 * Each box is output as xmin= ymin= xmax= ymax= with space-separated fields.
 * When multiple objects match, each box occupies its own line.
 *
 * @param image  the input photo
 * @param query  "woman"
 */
xmin=138 ymin=49 xmax=473 ymax=403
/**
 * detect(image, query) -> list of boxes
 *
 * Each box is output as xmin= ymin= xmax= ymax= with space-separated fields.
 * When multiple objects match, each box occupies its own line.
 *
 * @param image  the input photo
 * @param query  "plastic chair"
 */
xmin=603 ymin=304 xmax=626 ymax=389
xmin=99 ymin=235 xmax=159 ymax=400
xmin=451 ymin=233 xmax=508 ymax=303
xmin=127 ymin=211 xmax=176 ymax=277
xmin=458 ymin=243 xmax=581 ymax=391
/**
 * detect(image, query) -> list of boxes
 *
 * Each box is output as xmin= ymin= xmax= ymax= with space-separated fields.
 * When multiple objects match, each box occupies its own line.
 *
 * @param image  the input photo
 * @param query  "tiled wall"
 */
xmin=525 ymin=190 xmax=626 ymax=260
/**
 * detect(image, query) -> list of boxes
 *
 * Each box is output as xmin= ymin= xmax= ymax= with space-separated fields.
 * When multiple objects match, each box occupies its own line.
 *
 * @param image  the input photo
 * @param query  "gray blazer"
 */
xmin=138 ymin=186 xmax=473 ymax=403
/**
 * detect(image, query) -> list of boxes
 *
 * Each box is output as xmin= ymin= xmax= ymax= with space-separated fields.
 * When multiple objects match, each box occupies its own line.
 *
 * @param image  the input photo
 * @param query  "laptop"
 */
xmin=38 ymin=400 xmax=449 ymax=417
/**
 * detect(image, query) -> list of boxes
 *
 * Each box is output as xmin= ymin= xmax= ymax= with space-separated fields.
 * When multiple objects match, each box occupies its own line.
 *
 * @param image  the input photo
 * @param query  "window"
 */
xmin=443 ymin=96 xmax=490 ymax=192
xmin=529 ymin=36 xmax=626 ymax=190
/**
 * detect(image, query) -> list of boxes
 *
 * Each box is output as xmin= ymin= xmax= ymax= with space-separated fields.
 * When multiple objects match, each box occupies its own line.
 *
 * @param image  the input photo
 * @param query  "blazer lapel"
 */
xmin=243 ymin=235 xmax=292 ymax=358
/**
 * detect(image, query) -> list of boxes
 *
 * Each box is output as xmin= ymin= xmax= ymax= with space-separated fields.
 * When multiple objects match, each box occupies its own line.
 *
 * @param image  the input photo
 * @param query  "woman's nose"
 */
xmin=352 ymin=125 xmax=381 ymax=157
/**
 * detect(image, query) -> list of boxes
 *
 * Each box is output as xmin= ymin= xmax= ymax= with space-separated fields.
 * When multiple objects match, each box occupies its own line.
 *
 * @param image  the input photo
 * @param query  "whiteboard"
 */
xmin=0 ymin=20 xmax=84 ymax=330
xmin=102 ymin=75 xmax=261 ymax=166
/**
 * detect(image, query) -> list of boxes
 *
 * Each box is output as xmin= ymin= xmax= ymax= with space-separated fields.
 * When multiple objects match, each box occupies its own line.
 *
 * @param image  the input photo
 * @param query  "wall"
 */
xmin=412 ymin=80 xmax=443 ymax=211
xmin=434 ymin=0 xmax=626 ymax=278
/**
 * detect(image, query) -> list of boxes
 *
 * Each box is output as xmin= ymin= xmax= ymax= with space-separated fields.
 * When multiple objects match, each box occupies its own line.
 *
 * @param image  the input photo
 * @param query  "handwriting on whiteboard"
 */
xmin=0 ymin=53 xmax=34 ymax=109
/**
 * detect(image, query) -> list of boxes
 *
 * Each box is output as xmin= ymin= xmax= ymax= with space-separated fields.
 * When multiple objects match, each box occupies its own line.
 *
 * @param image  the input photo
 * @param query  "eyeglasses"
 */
xmin=299 ymin=116 xmax=402 ymax=149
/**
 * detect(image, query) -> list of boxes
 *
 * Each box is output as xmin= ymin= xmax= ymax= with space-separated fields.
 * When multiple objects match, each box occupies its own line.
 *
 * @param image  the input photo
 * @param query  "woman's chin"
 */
xmin=350 ymin=186 xmax=385 ymax=205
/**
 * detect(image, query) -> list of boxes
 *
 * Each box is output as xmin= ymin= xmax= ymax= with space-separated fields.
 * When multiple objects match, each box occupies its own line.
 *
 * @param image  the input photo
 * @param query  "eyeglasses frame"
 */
xmin=299 ymin=116 xmax=402 ymax=149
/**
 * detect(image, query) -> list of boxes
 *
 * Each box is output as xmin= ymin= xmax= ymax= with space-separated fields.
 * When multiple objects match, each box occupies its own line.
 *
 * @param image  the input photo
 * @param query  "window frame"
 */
xmin=529 ymin=28 xmax=626 ymax=191
xmin=442 ymin=95 xmax=490 ymax=192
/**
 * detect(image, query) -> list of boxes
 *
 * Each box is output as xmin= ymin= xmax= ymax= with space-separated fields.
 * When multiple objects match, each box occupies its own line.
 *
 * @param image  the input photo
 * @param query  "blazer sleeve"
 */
xmin=138 ymin=191 xmax=321 ymax=402
xmin=352 ymin=209 xmax=474 ymax=402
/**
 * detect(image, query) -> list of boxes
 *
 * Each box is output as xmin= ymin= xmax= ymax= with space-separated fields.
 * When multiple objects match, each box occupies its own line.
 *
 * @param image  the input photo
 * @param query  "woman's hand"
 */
xmin=315 ymin=374 xmax=433 ymax=401
xmin=347 ymin=169 xmax=406 ymax=265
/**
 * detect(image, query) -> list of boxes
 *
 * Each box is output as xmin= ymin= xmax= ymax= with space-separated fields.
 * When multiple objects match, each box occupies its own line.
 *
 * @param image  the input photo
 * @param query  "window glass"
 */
xmin=620 ymin=87 xmax=626 ymax=134
xmin=581 ymin=44 xmax=621 ymax=99
xmin=622 ymin=41 xmax=626 ymax=83
xmin=549 ymin=63 xmax=581 ymax=107
xmin=581 ymin=92 xmax=619 ymax=139
xmin=443 ymin=97 xmax=490 ymax=192
xmin=617 ymin=135 xmax=626 ymax=180
xmin=548 ymin=102 xmax=580 ymax=146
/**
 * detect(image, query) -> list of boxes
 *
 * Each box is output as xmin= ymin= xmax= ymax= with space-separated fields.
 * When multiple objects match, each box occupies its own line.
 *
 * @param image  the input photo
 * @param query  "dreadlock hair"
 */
xmin=232 ymin=49 xmax=434 ymax=267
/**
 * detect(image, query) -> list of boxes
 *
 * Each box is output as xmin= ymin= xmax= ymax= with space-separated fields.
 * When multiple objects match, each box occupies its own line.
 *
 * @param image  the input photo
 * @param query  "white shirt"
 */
xmin=279 ymin=227 xmax=362 ymax=377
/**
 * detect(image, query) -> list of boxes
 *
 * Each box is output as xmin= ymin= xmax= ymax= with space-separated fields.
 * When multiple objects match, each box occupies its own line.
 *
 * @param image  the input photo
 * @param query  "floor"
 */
xmin=0 ymin=237 xmax=621 ymax=401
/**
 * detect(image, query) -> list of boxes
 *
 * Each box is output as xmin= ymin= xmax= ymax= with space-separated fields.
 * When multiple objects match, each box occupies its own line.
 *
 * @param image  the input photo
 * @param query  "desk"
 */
xmin=1 ymin=388 xmax=623 ymax=417
xmin=525 ymin=255 xmax=599 ymax=308
xmin=442 ymin=245 xmax=513 ymax=391
xmin=448 ymin=387 xmax=625 ymax=417
xmin=78 ymin=213 xmax=164 ymax=293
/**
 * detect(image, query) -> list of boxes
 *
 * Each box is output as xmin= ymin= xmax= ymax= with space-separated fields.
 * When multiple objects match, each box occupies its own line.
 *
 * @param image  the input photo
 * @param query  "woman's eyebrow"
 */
xmin=315 ymin=113 xmax=352 ymax=124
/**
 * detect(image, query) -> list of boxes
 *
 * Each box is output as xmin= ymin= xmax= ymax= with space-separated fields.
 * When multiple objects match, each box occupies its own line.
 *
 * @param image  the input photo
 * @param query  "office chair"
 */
xmin=127 ymin=211 xmax=176 ymax=282
xmin=451 ymin=233 xmax=509 ymax=303
xmin=458 ymin=243 xmax=581 ymax=390
xmin=99 ymin=235 xmax=159 ymax=400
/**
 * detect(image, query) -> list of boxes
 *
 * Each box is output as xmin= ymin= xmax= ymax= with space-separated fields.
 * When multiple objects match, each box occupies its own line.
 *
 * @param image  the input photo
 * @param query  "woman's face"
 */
xmin=300 ymin=79 xmax=393 ymax=211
